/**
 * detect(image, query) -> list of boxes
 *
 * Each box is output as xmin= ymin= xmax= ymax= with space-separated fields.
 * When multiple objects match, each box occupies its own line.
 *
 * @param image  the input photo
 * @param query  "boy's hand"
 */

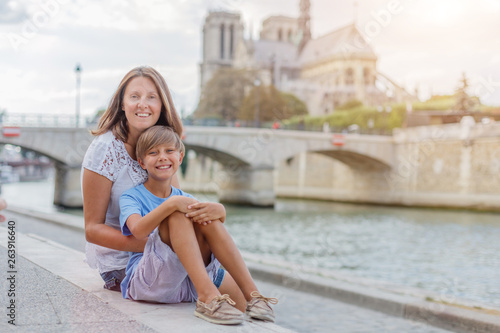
xmin=185 ymin=202 xmax=226 ymax=225
xmin=169 ymin=196 xmax=199 ymax=214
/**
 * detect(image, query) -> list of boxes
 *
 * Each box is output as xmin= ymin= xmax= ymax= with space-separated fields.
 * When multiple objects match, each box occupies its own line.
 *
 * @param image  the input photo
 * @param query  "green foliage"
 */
xmin=281 ymin=92 xmax=308 ymax=118
xmin=239 ymin=85 xmax=308 ymax=122
xmin=479 ymin=105 xmax=500 ymax=113
xmin=195 ymin=68 xmax=255 ymax=122
xmin=412 ymin=74 xmax=482 ymax=113
xmin=284 ymin=102 xmax=406 ymax=133
xmin=412 ymin=95 xmax=454 ymax=111
xmin=337 ymin=99 xmax=363 ymax=110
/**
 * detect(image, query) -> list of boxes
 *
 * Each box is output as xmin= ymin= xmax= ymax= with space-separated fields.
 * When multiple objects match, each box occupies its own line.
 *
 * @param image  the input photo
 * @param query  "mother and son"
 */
xmin=81 ymin=66 xmax=277 ymax=325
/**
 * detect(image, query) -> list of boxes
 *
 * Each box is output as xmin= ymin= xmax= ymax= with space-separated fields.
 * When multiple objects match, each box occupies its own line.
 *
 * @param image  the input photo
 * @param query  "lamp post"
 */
xmin=75 ymin=63 xmax=82 ymax=127
xmin=254 ymin=78 xmax=261 ymax=128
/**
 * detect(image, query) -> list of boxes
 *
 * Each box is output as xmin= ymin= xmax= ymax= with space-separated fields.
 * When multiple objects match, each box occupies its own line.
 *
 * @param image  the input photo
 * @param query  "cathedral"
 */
xmin=199 ymin=0 xmax=413 ymax=117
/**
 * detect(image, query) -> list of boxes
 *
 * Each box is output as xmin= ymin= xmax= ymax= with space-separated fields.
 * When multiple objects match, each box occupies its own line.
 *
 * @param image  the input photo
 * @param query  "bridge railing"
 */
xmin=0 ymin=113 xmax=94 ymax=128
xmin=0 ymin=112 xmax=393 ymax=135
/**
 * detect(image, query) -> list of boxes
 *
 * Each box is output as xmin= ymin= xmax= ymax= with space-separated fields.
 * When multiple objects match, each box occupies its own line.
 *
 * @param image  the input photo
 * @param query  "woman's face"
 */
xmin=122 ymin=76 xmax=163 ymax=136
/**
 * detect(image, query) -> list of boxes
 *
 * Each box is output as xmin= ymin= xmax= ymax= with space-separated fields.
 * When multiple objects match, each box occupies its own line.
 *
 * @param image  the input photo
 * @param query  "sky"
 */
xmin=1 ymin=0 xmax=500 ymax=121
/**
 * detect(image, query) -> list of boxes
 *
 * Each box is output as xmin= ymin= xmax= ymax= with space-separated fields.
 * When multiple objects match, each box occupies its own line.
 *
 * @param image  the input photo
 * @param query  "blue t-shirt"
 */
xmin=119 ymin=184 xmax=196 ymax=299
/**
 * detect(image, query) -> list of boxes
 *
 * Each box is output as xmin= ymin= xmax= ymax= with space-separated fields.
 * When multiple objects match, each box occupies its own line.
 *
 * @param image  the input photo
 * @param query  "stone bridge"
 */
xmin=0 ymin=126 xmax=395 ymax=207
xmin=183 ymin=127 xmax=394 ymax=205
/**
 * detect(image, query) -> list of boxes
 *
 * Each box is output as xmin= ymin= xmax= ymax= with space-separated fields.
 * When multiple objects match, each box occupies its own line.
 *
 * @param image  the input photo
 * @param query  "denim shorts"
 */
xmin=100 ymin=268 xmax=126 ymax=292
xmin=213 ymin=267 xmax=225 ymax=288
xmin=126 ymin=228 xmax=224 ymax=303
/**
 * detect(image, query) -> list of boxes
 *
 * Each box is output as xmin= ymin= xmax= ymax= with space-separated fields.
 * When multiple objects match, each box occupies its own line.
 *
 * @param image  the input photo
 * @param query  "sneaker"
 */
xmin=194 ymin=294 xmax=245 ymax=325
xmin=246 ymin=291 xmax=278 ymax=322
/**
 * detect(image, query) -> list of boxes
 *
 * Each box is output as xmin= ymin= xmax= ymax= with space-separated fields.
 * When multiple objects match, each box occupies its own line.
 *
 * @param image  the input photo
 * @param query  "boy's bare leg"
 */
xmin=159 ymin=212 xmax=220 ymax=304
xmin=193 ymin=223 xmax=246 ymax=311
xmin=218 ymin=273 xmax=246 ymax=312
xmin=194 ymin=221 xmax=259 ymax=302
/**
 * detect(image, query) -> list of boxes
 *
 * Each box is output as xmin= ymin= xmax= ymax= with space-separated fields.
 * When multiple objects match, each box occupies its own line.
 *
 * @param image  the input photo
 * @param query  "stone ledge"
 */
xmin=0 ymin=227 xmax=293 ymax=333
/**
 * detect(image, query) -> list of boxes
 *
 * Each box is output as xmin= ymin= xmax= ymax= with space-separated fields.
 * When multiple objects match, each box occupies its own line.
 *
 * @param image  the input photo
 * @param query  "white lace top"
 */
xmin=82 ymin=131 xmax=148 ymax=273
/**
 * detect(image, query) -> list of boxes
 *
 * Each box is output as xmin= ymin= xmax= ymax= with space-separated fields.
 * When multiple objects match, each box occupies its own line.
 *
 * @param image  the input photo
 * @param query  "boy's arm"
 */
xmin=124 ymin=196 xmax=198 ymax=239
xmin=185 ymin=202 xmax=226 ymax=224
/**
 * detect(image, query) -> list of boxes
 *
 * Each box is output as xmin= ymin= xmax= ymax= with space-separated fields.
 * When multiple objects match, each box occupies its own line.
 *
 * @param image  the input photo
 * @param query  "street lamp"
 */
xmin=75 ymin=63 xmax=82 ymax=127
xmin=254 ymin=78 xmax=261 ymax=128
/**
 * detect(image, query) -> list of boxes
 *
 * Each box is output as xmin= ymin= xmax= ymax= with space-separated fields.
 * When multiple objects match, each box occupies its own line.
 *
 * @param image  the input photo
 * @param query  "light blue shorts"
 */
xmin=127 ymin=228 xmax=224 ymax=303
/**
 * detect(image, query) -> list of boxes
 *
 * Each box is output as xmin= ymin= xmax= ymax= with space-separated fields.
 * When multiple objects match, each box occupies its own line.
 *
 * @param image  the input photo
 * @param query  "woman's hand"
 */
xmin=185 ymin=202 xmax=226 ymax=225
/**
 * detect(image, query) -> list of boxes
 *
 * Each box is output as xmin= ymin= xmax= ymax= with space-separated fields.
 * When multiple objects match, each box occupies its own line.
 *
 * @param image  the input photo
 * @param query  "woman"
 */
xmin=82 ymin=66 xmax=183 ymax=290
xmin=82 ymin=66 xmax=276 ymax=315
xmin=82 ymin=65 xmax=252 ymax=307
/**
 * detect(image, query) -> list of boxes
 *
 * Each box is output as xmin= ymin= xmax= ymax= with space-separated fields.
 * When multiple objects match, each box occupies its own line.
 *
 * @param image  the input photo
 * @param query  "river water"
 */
xmin=3 ymin=179 xmax=500 ymax=308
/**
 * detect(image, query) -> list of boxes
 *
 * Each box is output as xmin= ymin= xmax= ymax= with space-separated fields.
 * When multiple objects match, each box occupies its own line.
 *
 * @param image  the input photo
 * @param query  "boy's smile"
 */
xmin=139 ymin=143 xmax=183 ymax=184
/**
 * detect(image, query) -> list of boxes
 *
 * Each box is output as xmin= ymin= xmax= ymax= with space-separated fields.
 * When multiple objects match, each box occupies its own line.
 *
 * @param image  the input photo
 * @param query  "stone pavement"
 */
xmin=0 ymin=227 xmax=291 ymax=333
xmin=2 ymin=208 xmax=500 ymax=332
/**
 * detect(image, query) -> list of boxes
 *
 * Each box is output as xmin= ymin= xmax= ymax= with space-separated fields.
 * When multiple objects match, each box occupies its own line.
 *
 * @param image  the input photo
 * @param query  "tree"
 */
xmin=195 ymin=68 xmax=255 ymax=123
xmin=238 ymin=85 xmax=308 ymax=123
xmin=454 ymin=73 xmax=479 ymax=113
xmin=281 ymin=92 xmax=308 ymax=118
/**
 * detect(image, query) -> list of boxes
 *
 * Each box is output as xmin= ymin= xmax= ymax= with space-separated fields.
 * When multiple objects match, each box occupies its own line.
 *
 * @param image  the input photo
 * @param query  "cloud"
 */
xmin=1 ymin=0 xmax=500 ymax=119
xmin=0 ymin=1 xmax=28 ymax=24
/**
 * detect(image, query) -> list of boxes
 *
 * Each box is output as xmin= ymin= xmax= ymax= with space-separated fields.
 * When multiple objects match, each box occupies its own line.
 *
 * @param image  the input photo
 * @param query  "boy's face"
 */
xmin=138 ymin=143 xmax=183 ymax=182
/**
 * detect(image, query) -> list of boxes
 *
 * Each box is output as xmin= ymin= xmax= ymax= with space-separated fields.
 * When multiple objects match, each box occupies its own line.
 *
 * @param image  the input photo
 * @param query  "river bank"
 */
xmin=4 ymin=207 xmax=500 ymax=333
xmin=3 ymin=180 xmax=500 ymax=309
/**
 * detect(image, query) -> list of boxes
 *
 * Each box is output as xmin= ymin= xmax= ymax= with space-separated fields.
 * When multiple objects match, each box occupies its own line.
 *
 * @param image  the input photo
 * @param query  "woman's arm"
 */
xmin=82 ymin=169 xmax=146 ymax=252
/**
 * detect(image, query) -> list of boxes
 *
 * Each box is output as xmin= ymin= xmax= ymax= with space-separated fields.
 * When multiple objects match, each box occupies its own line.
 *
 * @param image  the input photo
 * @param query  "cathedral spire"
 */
xmin=298 ymin=0 xmax=311 ymax=53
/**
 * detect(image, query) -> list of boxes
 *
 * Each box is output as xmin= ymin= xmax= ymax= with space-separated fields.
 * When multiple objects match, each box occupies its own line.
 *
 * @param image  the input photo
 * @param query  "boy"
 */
xmin=119 ymin=126 xmax=277 ymax=325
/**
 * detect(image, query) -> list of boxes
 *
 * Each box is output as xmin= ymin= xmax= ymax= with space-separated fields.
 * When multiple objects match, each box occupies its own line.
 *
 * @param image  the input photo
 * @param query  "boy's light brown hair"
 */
xmin=136 ymin=125 xmax=185 ymax=161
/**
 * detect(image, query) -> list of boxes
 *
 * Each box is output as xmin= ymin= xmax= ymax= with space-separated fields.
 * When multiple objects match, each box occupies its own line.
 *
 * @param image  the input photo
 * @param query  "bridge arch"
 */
xmin=0 ymin=128 xmax=94 ymax=207
xmin=183 ymin=144 xmax=249 ymax=168
xmin=310 ymin=150 xmax=390 ymax=171
xmin=0 ymin=142 xmax=63 ymax=165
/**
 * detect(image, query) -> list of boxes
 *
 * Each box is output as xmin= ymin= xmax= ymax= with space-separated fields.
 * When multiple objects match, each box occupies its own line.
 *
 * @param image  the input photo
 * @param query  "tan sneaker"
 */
xmin=194 ymin=294 xmax=245 ymax=325
xmin=246 ymin=291 xmax=278 ymax=322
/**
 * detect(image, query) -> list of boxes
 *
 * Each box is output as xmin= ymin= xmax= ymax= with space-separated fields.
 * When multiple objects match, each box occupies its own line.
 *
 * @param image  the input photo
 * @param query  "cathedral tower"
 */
xmin=199 ymin=11 xmax=244 ymax=91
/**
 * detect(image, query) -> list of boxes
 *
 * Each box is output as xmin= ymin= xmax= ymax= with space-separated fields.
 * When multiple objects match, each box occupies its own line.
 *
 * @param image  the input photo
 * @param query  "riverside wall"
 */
xmin=180 ymin=123 xmax=500 ymax=211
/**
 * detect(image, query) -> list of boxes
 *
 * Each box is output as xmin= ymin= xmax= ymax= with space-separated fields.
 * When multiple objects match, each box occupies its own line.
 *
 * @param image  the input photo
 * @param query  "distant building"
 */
xmin=199 ymin=11 xmax=244 ymax=90
xmin=199 ymin=0 xmax=415 ymax=117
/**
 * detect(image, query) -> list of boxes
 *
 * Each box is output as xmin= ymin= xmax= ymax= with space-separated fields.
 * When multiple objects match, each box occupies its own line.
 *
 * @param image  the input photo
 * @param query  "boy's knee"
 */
xmin=169 ymin=211 xmax=187 ymax=220
xmin=167 ymin=211 xmax=191 ymax=226
xmin=196 ymin=219 xmax=224 ymax=234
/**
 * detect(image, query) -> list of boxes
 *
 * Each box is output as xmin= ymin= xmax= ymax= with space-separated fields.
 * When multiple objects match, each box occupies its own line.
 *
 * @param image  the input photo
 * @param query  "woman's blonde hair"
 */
xmin=92 ymin=66 xmax=183 ymax=141
xmin=136 ymin=126 xmax=185 ymax=161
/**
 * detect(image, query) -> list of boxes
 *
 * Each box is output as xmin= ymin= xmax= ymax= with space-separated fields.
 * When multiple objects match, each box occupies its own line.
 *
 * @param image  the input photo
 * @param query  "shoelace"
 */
xmin=250 ymin=291 xmax=278 ymax=305
xmin=212 ymin=294 xmax=236 ymax=306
